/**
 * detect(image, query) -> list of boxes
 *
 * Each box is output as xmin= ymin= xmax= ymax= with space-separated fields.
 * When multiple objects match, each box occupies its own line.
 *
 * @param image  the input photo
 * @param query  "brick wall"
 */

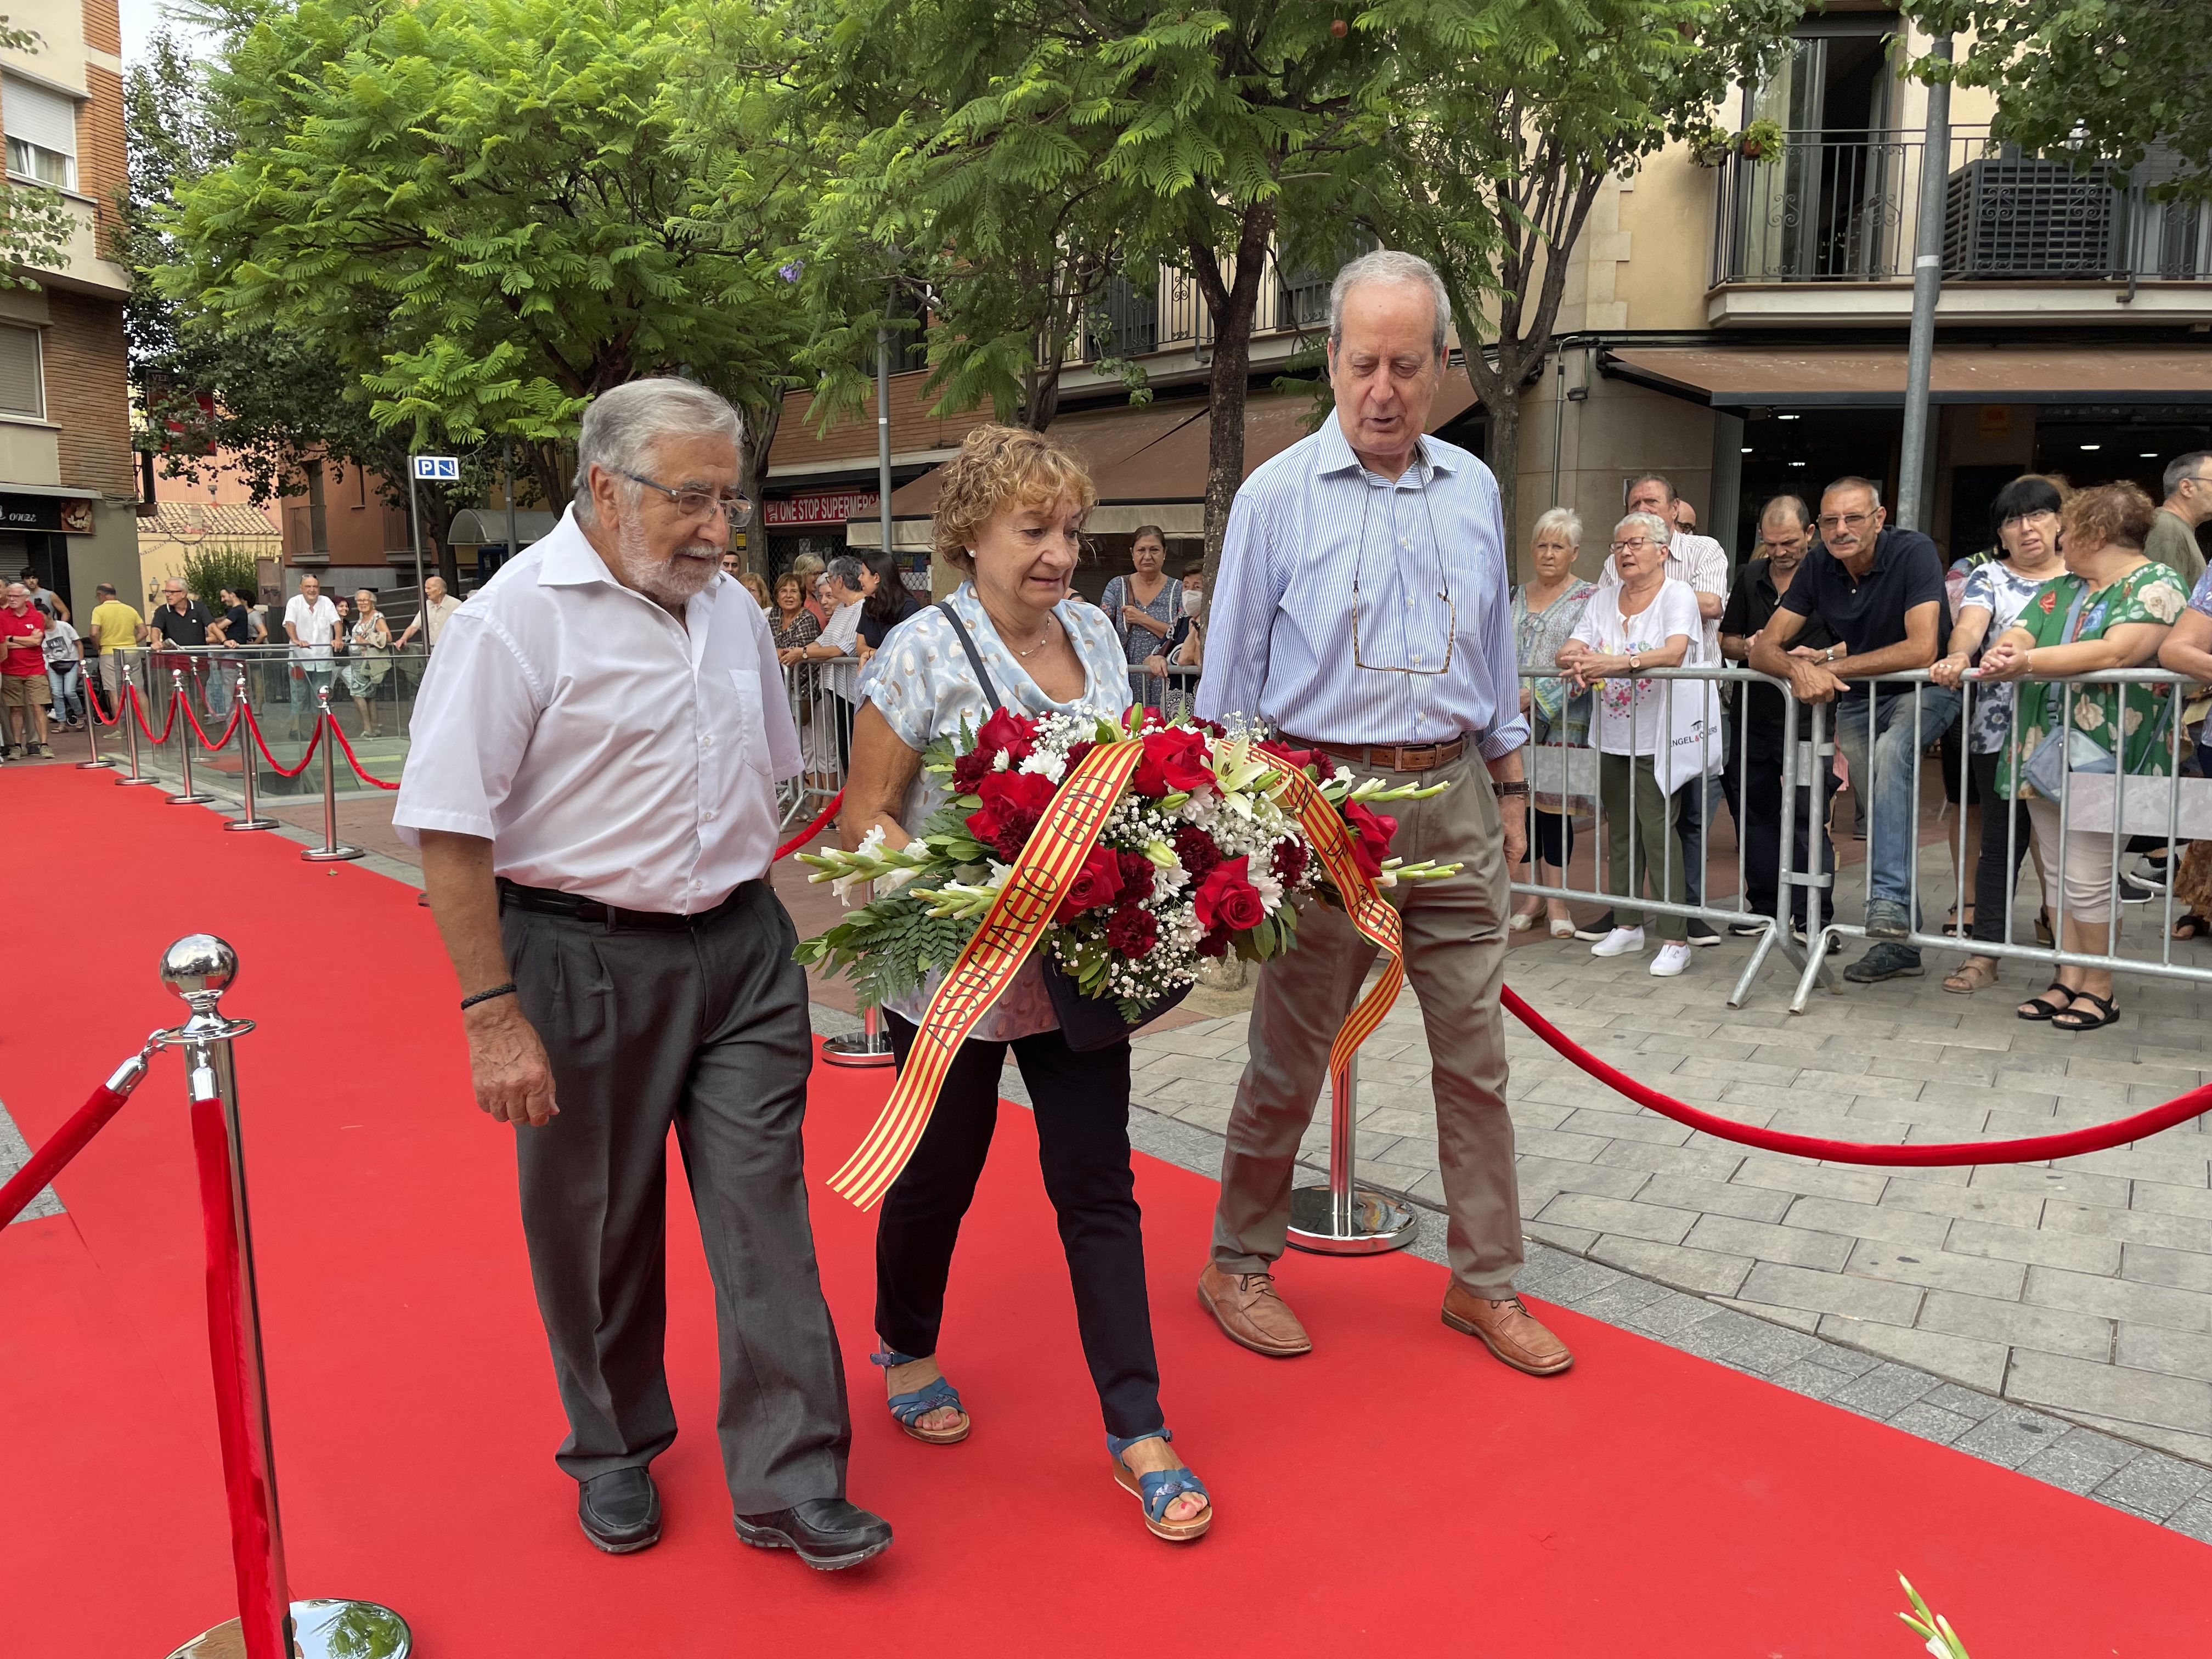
xmin=77 ymin=66 xmax=127 ymax=232
xmin=82 ymin=0 xmax=122 ymax=56
xmin=45 ymin=290 xmax=134 ymax=494
xmin=770 ymin=369 xmax=992 ymax=473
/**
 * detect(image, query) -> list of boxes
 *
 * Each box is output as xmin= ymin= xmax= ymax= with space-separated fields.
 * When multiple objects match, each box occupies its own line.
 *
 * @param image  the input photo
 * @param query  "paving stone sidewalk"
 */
xmin=1120 ymin=929 xmax=2212 ymax=1476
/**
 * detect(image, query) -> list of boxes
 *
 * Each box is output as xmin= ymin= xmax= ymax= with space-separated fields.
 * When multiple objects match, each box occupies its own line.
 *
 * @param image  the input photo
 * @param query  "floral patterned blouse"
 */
xmin=857 ymin=584 xmax=1132 ymax=1039
xmin=1996 ymin=562 xmax=2189 ymax=800
xmin=1513 ymin=578 xmax=1598 ymax=747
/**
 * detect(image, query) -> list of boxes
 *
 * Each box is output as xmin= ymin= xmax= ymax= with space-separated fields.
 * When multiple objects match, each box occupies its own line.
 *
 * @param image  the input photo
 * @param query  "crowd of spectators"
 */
xmin=1511 ymin=451 xmax=2212 ymax=1032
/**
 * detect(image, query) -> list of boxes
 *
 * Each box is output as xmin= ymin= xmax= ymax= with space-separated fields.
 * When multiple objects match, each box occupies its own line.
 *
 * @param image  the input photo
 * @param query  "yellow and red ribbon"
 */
xmin=826 ymin=744 xmax=1407 ymax=1209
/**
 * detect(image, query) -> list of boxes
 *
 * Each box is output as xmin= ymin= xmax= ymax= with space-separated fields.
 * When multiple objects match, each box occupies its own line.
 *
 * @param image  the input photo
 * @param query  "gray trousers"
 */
xmin=1212 ymin=751 xmax=1524 ymax=1297
xmin=502 ymin=880 xmax=851 ymax=1513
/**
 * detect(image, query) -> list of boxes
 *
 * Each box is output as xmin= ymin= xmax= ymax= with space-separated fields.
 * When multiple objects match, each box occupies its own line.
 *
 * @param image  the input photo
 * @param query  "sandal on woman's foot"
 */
xmin=1943 ymin=957 xmax=1999 ymax=995
xmin=1107 ymin=1430 xmax=1211 ymax=1543
xmin=2175 ymin=913 xmax=2211 ymax=941
xmin=1548 ymin=916 xmax=1577 ymax=939
xmin=1943 ymin=905 xmax=1976 ymax=938
xmin=2017 ymin=983 xmax=2072 ymax=1022
xmin=2050 ymin=991 xmax=2120 ymax=1033
xmin=1508 ymin=909 xmax=1537 ymax=933
xmin=870 ymin=1350 xmax=970 ymax=1444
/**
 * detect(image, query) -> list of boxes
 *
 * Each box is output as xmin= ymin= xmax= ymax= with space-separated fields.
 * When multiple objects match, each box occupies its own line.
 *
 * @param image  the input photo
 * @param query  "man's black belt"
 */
xmin=496 ymin=877 xmax=753 ymax=932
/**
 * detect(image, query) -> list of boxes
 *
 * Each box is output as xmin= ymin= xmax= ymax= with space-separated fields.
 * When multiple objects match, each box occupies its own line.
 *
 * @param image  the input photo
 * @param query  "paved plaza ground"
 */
xmin=10 ymin=731 xmax=2212 ymax=1539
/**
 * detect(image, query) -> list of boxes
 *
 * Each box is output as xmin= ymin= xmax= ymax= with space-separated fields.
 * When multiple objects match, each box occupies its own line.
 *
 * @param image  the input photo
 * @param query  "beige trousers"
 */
xmin=1210 ymin=751 xmax=1522 ymax=1297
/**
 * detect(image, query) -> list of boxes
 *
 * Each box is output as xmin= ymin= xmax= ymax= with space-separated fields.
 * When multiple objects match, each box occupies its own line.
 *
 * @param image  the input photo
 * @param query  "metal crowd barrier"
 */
xmin=1511 ymin=661 xmax=2212 ymax=1012
xmin=777 ymin=654 xmax=858 ymax=831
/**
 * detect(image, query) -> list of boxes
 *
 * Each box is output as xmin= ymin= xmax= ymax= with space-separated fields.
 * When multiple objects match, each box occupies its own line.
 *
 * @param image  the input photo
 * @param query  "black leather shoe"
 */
xmin=578 ymin=1467 xmax=662 ymax=1554
xmin=735 ymin=1498 xmax=892 ymax=1570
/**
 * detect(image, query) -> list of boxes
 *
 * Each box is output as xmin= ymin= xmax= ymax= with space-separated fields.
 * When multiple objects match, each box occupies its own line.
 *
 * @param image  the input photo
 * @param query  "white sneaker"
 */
xmin=1590 ymin=926 xmax=1645 ymax=958
xmin=1649 ymin=942 xmax=1692 ymax=977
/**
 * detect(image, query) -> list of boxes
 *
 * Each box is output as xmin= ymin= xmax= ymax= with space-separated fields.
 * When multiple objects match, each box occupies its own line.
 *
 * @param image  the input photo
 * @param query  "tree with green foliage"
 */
xmin=1355 ymin=0 xmax=1801 ymax=561
xmin=0 ymin=15 xmax=86 ymax=287
xmin=1906 ymin=0 xmax=2212 ymax=193
xmin=162 ymin=0 xmax=822 ymax=557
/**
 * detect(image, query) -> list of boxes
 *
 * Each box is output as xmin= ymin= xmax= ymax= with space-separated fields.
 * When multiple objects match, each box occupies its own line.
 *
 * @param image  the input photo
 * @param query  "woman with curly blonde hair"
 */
xmin=836 ymin=422 xmax=1213 ymax=1543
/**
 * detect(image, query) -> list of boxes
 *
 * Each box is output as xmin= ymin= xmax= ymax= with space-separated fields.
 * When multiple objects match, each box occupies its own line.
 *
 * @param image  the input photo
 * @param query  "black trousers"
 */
xmin=879 ymin=1012 xmax=1163 ymax=1440
xmin=1738 ymin=735 xmax=1839 ymax=925
xmin=1968 ymin=748 xmax=2039 ymax=946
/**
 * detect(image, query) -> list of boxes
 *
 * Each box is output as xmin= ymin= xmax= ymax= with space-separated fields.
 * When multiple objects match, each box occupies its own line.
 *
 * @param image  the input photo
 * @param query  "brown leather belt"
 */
xmin=1280 ymin=733 xmax=1467 ymax=774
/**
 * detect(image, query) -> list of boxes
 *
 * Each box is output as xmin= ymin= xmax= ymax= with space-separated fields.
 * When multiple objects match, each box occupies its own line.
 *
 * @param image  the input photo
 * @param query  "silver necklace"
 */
xmin=1013 ymin=614 xmax=1057 ymax=658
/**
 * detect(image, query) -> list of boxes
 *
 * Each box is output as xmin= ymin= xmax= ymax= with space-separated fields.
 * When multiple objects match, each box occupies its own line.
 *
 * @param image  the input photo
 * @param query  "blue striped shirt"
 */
xmin=1194 ymin=418 xmax=1527 ymax=758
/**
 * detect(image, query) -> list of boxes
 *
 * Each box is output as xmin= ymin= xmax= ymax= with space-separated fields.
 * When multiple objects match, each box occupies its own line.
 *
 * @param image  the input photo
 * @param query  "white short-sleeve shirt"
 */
xmin=393 ymin=507 xmax=804 ymax=913
xmin=1568 ymin=576 xmax=1708 ymax=758
xmin=284 ymin=594 xmax=340 ymax=661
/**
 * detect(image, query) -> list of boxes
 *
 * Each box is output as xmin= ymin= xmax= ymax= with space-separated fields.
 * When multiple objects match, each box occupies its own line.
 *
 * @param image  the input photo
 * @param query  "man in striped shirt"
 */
xmin=1193 ymin=250 xmax=1572 ymax=1379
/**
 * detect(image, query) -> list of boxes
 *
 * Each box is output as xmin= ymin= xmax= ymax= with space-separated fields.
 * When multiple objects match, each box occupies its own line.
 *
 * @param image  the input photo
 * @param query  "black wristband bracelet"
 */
xmin=460 ymin=981 xmax=518 ymax=1012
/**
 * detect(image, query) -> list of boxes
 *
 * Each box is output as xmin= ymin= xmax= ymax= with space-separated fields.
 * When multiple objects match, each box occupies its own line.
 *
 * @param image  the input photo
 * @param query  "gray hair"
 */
xmin=1328 ymin=250 xmax=1450 ymax=362
xmin=825 ymin=555 xmax=866 ymax=590
xmin=1531 ymin=506 xmax=1583 ymax=548
xmin=574 ymin=377 xmax=746 ymax=525
xmin=2164 ymin=450 xmax=2212 ymax=498
xmin=1613 ymin=511 xmax=1674 ymax=548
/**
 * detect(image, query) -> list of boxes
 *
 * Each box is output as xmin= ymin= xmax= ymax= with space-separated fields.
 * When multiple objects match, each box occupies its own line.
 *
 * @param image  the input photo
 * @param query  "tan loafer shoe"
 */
xmin=1441 ymin=1286 xmax=1573 ymax=1376
xmin=1197 ymin=1262 xmax=1312 ymax=1357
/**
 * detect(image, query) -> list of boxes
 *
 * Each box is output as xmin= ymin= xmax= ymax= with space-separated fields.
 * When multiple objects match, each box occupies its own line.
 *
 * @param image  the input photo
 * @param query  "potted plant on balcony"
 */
xmin=1688 ymin=123 xmax=1735 ymax=168
xmin=1735 ymin=119 xmax=1785 ymax=162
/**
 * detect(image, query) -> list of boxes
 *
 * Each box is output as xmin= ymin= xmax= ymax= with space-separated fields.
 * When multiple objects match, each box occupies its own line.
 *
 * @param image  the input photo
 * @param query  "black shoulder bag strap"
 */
xmin=936 ymin=598 xmax=1003 ymax=713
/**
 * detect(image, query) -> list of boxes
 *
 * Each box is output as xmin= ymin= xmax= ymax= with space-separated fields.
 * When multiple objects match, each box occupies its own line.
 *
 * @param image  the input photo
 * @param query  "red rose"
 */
xmin=1340 ymin=800 xmax=1398 ymax=880
xmin=1193 ymin=855 xmax=1265 ymax=934
xmin=1131 ymin=726 xmax=1214 ymax=797
xmin=1056 ymin=844 xmax=1126 ymax=921
xmin=975 ymin=707 xmax=1038 ymax=763
xmin=1105 ymin=904 xmax=1158 ymax=956
xmin=966 ymin=770 xmax=1058 ymax=860
xmin=1256 ymin=739 xmax=1323 ymax=778
xmin=1172 ymin=823 xmax=1223 ymax=881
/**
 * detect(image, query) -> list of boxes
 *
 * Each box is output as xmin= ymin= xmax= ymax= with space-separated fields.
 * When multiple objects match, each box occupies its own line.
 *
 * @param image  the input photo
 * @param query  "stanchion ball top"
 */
xmin=161 ymin=934 xmax=238 ymax=1001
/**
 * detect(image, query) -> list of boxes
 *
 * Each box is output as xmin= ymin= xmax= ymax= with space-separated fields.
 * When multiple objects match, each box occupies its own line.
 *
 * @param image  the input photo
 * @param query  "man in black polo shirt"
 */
xmin=1720 ymin=495 xmax=1837 ymax=940
xmin=1750 ymin=476 xmax=1958 ymax=983
xmin=148 ymin=578 xmax=215 ymax=712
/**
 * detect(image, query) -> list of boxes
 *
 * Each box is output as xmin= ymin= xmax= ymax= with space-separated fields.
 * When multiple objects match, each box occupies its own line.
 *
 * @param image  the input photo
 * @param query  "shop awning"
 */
xmin=1604 ymin=344 xmax=2212 ymax=409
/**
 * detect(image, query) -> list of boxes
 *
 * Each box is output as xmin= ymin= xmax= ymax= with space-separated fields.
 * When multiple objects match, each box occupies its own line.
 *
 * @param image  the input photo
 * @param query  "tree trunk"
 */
xmin=1193 ymin=203 xmax=1276 ymax=601
xmin=740 ymin=397 xmax=782 ymax=574
xmin=1486 ymin=387 xmax=1523 ymax=586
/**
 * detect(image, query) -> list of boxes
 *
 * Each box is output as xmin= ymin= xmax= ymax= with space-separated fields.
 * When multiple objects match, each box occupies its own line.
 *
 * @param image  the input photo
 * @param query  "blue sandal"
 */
xmin=1107 ymin=1429 xmax=1211 ymax=1542
xmin=870 ymin=1349 xmax=970 ymax=1444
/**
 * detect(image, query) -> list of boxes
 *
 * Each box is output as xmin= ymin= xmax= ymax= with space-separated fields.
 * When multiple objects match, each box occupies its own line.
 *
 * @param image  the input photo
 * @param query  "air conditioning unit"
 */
xmin=1943 ymin=156 xmax=2119 ymax=278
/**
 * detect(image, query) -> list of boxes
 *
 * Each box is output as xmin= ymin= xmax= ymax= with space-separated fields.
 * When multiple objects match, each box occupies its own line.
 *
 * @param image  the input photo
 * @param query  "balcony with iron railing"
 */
xmin=1066 ymin=254 xmax=1335 ymax=370
xmin=1708 ymin=124 xmax=2211 ymax=321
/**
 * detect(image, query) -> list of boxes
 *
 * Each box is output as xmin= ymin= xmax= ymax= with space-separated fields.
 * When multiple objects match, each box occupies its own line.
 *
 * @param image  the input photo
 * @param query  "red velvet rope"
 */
xmin=126 ymin=680 xmax=178 ymax=745
xmin=181 ymin=695 xmax=244 ymax=753
xmin=323 ymin=716 xmax=401 ymax=792
xmin=0 ymin=1080 xmax=132 ymax=1228
xmin=189 ymin=1091 xmax=292 ymax=1658
xmin=1502 ymin=986 xmax=2212 ymax=1166
xmin=241 ymin=701 xmax=323 ymax=778
xmin=88 ymin=676 xmax=119 ymax=726
xmin=774 ymin=791 xmax=844 ymax=862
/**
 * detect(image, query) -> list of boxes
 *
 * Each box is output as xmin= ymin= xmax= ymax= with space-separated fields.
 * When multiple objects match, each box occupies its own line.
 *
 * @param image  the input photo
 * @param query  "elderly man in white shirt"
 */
xmin=1594 ymin=472 xmax=1731 ymax=941
xmin=397 ymin=379 xmax=891 ymax=1571
xmin=282 ymin=574 xmax=341 ymax=736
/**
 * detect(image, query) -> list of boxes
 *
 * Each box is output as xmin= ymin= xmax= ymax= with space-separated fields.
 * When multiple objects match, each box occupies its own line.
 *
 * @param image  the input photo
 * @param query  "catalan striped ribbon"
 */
xmin=828 ymin=737 xmax=1148 ymax=1210
xmin=1274 ymin=764 xmax=1407 ymax=1092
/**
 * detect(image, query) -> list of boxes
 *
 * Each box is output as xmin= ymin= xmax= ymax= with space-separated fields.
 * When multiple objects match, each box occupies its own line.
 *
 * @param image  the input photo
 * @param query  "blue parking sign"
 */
xmin=412 ymin=455 xmax=460 ymax=481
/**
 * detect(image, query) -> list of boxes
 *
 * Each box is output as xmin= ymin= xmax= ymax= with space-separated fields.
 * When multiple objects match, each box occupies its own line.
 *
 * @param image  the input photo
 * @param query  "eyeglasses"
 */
xmin=1816 ymin=511 xmax=1875 ymax=533
xmin=1608 ymin=537 xmax=1663 ymax=554
xmin=623 ymin=472 xmax=755 ymax=528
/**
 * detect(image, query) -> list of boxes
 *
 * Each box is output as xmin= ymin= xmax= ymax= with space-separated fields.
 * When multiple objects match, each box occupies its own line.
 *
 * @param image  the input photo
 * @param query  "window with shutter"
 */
xmin=0 ymin=326 xmax=44 ymax=419
xmin=2 ymin=75 xmax=78 ymax=191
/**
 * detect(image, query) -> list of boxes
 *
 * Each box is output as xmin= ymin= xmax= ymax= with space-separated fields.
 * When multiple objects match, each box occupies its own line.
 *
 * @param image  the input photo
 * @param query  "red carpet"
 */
xmin=4 ymin=766 xmax=2209 ymax=1657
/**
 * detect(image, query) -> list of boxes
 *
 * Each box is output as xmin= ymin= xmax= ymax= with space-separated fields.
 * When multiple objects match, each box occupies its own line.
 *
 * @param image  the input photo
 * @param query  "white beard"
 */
xmin=616 ymin=512 xmax=720 ymax=608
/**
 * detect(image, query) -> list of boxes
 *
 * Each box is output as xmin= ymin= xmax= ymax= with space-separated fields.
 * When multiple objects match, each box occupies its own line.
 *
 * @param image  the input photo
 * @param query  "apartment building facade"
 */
xmin=0 ymin=0 xmax=134 ymax=613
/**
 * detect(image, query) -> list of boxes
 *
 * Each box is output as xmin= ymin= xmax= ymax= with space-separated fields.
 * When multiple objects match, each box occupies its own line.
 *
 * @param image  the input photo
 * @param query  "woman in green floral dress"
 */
xmin=1979 ymin=483 xmax=2187 ymax=1031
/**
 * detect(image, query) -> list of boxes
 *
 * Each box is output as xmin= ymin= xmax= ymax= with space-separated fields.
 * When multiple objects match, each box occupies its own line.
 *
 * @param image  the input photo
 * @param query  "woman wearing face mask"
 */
xmin=840 ymin=424 xmax=1212 ymax=1544
xmin=1142 ymin=562 xmax=1207 ymax=719
xmin=1101 ymin=524 xmax=1177 ymax=712
xmin=1931 ymin=475 xmax=2067 ymax=993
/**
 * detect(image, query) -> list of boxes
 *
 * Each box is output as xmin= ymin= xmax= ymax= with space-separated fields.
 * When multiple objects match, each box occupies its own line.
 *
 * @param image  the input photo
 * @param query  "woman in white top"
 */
xmin=1557 ymin=511 xmax=1708 ymax=978
xmin=799 ymin=555 xmax=868 ymax=771
xmin=840 ymin=423 xmax=1211 ymax=1543
xmin=341 ymin=587 xmax=392 ymax=736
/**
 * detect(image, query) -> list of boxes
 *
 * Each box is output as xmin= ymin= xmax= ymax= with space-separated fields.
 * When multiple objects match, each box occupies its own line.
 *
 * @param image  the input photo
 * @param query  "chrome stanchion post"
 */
xmin=157 ymin=938 xmax=411 ymax=1659
xmin=77 ymin=674 xmax=112 ymax=769
xmin=228 ymin=674 xmax=278 ymax=832
xmin=300 ymin=692 xmax=364 ymax=864
xmin=822 ymin=878 xmax=896 ymax=1066
xmin=1286 ymin=1054 xmax=1417 ymax=1255
xmin=117 ymin=661 xmax=159 ymax=786
xmin=167 ymin=668 xmax=216 ymax=805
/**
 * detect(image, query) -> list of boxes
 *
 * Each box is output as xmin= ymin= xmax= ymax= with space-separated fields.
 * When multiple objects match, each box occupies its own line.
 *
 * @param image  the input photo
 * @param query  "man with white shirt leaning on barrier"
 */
xmin=1193 ymin=249 xmax=1572 ymax=1381
xmin=396 ymin=379 xmax=890 ymax=1571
